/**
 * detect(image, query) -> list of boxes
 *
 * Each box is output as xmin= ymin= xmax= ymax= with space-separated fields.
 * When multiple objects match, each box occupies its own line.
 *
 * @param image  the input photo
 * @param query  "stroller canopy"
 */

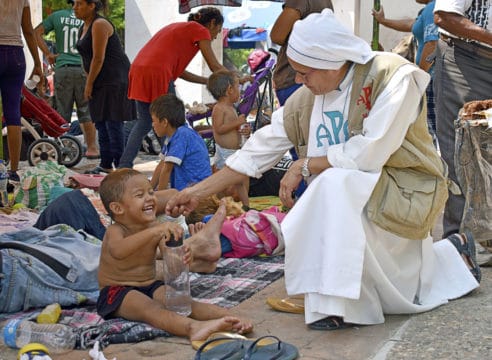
xmin=224 ymin=27 xmax=267 ymax=49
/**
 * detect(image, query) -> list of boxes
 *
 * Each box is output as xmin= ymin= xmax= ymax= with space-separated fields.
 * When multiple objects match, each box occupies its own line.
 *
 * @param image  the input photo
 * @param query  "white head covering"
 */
xmin=287 ymin=9 xmax=375 ymax=70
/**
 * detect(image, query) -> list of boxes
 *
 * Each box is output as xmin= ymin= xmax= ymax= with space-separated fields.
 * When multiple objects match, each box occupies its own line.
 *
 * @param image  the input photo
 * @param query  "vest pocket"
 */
xmin=367 ymin=167 xmax=438 ymax=238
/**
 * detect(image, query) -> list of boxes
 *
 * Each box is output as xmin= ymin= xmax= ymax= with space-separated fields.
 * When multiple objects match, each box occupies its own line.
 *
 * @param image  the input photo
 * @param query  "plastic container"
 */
xmin=162 ymin=234 xmax=192 ymax=316
xmin=36 ymin=303 xmax=62 ymax=324
xmin=239 ymin=123 xmax=248 ymax=147
xmin=1 ymin=319 xmax=76 ymax=354
xmin=25 ymin=75 xmax=40 ymax=90
xmin=0 ymin=159 xmax=8 ymax=207
xmin=17 ymin=343 xmax=52 ymax=360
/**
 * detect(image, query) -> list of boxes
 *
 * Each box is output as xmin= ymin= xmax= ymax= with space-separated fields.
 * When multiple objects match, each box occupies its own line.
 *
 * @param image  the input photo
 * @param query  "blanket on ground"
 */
xmin=0 ymin=255 xmax=284 ymax=349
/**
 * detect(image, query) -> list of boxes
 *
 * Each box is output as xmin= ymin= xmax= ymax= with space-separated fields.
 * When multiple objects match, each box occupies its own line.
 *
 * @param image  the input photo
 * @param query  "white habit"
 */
xmin=226 ymin=61 xmax=479 ymax=325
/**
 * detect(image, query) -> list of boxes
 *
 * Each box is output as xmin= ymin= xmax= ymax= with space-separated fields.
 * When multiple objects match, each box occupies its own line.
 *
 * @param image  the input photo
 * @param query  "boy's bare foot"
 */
xmin=189 ymin=316 xmax=251 ymax=342
xmin=185 ymin=202 xmax=226 ymax=272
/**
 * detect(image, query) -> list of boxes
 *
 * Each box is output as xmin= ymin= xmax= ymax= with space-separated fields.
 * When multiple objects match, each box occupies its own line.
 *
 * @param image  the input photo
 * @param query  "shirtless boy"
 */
xmin=97 ymin=169 xmax=253 ymax=341
xmin=207 ymin=70 xmax=250 ymax=208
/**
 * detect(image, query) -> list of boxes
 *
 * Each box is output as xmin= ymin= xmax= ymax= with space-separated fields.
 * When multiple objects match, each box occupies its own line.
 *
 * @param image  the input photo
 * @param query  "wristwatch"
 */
xmin=301 ymin=157 xmax=311 ymax=179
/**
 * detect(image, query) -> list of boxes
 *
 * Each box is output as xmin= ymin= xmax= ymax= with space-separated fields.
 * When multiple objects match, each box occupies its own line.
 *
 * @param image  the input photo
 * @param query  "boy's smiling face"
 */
xmin=116 ymin=174 xmax=157 ymax=224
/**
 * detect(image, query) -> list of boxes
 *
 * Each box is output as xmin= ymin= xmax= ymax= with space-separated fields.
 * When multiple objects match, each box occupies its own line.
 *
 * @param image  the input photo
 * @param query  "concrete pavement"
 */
xmin=3 ymin=268 xmax=488 ymax=360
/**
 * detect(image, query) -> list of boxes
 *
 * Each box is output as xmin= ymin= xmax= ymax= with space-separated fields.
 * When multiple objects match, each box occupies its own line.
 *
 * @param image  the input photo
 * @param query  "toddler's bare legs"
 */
xmin=114 ymin=287 xmax=252 ymax=341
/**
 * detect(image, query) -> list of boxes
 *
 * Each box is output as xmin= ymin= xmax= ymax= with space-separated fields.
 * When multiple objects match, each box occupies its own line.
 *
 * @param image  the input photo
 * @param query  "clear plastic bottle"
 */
xmin=162 ymin=234 xmax=192 ymax=316
xmin=239 ymin=123 xmax=248 ymax=147
xmin=0 ymin=159 xmax=8 ymax=207
xmin=0 ymin=319 xmax=76 ymax=354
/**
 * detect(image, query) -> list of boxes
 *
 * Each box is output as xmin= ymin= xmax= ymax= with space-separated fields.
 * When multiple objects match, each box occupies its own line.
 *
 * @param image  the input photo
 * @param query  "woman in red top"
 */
xmin=120 ymin=7 xmax=227 ymax=169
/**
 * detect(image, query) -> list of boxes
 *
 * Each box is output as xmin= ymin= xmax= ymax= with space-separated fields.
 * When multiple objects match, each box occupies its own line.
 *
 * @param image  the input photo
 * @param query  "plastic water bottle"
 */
xmin=239 ymin=123 xmax=248 ymax=147
xmin=0 ymin=319 xmax=76 ymax=354
xmin=0 ymin=159 xmax=8 ymax=207
xmin=25 ymin=75 xmax=40 ymax=90
xmin=162 ymin=234 xmax=192 ymax=316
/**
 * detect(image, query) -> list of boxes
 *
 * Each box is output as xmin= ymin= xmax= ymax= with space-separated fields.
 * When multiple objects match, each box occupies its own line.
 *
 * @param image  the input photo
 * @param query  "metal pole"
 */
xmin=371 ymin=0 xmax=381 ymax=50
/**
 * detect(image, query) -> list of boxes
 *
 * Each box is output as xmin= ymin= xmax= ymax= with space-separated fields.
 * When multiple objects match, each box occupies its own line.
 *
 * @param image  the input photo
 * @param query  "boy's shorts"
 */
xmin=96 ymin=280 xmax=165 ymax=319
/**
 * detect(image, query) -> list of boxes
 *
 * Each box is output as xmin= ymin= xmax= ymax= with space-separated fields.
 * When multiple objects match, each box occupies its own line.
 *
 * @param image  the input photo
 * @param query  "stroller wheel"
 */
xmin=58 ymin=135 xmax=83 ymax=168
xmin=27 ymin=138 xmax=61 ymax=166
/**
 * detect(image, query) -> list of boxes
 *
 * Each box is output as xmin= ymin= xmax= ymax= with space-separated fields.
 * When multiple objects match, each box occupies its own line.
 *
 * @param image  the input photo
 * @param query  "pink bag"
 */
xmin=221 ymin=206 xmax=286 ymax=258
xmin=247 ymin=49 xmax=271 ymax=73
xmin=68 ymin=173 xmax=106 ymax=190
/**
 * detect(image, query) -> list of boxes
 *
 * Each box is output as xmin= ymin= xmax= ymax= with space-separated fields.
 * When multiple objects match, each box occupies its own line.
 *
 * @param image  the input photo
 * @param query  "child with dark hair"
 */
xmin=97 ymin=168 xmax=253 ymax=341
xmin=207 ymin=70 xmax=250 ymax=208
xmin=149 ymin=94 xmax=212 ymax=191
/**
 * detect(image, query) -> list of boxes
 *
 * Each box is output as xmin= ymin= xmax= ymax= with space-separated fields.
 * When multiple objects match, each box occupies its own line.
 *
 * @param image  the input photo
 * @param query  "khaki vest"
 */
xmin=283 ymin=55 xmax=448 ymax=240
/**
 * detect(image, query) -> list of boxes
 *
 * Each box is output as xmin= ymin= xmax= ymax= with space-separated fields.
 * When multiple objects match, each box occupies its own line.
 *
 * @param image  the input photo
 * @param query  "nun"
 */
xmin=165 ymin=9 xmax=480 ymax=330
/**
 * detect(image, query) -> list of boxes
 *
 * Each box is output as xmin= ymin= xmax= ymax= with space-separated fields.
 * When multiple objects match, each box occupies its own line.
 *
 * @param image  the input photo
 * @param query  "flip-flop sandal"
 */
xmin=191 ymin=332 xmax=249 ymax=351
xmin=194 ymin=337 xmax=256 ymax=360
xmin=243 ymin=335 xmax=299 ymax=360
xmin=266 ymin=297 xmax=304 ymax=314
xmin=307 ymin=316 xmax=352 ymax=331
xmin=448 ymin=232 xmax=481 ymax=283
xmin=194 ymin=335 xmax=297 ymax=360
xmin=84 ymin=166 xmax=112 ymax=175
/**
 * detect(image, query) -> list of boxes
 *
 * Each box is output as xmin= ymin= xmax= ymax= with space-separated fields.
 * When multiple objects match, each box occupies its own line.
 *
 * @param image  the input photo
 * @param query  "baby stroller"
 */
xmin=2 ymin=86 xmax=84 ymax=168
xmin=186 ymin=50 xmax=276 ymax=155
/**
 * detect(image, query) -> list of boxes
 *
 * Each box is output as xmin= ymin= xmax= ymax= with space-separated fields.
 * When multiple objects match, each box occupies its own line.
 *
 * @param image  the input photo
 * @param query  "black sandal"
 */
xmin=448 ymin=232 xmax=481 ymax=283
xmin=307 ymin=316 xmax=352 ymax=331
xmin=84 ymin=166 xmax=111 ymax=175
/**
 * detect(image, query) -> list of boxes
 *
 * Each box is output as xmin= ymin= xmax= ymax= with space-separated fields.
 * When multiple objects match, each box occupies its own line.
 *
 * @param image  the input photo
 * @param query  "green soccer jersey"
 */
xmin=42 ymin=8 xmax=83 ymax=68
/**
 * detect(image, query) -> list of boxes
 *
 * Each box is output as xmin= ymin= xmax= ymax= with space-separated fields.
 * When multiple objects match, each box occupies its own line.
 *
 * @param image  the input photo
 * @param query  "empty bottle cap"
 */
xmin=166 ymin=234 xmax=183 ymax=247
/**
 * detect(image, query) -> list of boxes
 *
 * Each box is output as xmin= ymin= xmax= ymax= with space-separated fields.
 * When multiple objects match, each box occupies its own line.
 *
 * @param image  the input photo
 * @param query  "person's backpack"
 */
xmin=0 ymin=224 xmax=101 ymax=313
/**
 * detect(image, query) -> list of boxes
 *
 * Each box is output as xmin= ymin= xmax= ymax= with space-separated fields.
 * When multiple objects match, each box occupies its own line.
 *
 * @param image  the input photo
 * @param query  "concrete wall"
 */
xmin=24 ymin=0 xmax=43 ymax=81
xmin=125 ymin=0 xmax=221 ymax=105
xmin=332 ymin=0 xmax=424 ymax=51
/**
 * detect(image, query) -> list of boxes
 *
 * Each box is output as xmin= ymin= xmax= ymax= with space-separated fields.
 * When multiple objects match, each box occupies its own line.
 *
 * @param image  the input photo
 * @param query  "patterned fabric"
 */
xmin=455 ymin=116 xmax=492 ymax=243
xmin=0 ymin=209 xmax=39 ymax=233
xmin=178 ymin=0 xmax=283 ymax=14
xmin=465 ymin=0 xmax=491 ymax=29
xmin=179 ymin=0 xmax=240 ymax=14
xmin=190 ymin=256 xmax=284 ymax=308
xmin=0 ymin=255 xmax=284 ymax=349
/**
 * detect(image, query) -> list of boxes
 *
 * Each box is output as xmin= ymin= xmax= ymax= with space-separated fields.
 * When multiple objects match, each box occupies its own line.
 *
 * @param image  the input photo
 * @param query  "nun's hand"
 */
xmin=279 ymin=161 xmax=303 ymax=209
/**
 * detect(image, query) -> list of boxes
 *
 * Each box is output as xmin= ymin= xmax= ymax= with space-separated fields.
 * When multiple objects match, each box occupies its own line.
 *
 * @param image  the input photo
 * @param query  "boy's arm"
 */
xmin=105 ymin=222 xmax=183 ymax=260
xmin=157 ymin=162 xmax=174 ymax=191
xmin=212 ymin=107 xmax=247 ymax=135
xmin=150 ymin=160 xmax=165 ymax=189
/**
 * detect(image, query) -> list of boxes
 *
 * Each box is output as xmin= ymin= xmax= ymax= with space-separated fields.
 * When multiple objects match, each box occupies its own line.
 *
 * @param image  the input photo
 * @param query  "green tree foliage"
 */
xmin=224 ymin=48 xmax=252 ymax=74
xmin=42 ymin=0 xmax=126 ymax=44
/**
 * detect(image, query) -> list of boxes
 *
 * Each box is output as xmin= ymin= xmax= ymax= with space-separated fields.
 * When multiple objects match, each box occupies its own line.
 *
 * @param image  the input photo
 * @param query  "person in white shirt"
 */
xmin=165 ymin=9 xmax=480 ymax=330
